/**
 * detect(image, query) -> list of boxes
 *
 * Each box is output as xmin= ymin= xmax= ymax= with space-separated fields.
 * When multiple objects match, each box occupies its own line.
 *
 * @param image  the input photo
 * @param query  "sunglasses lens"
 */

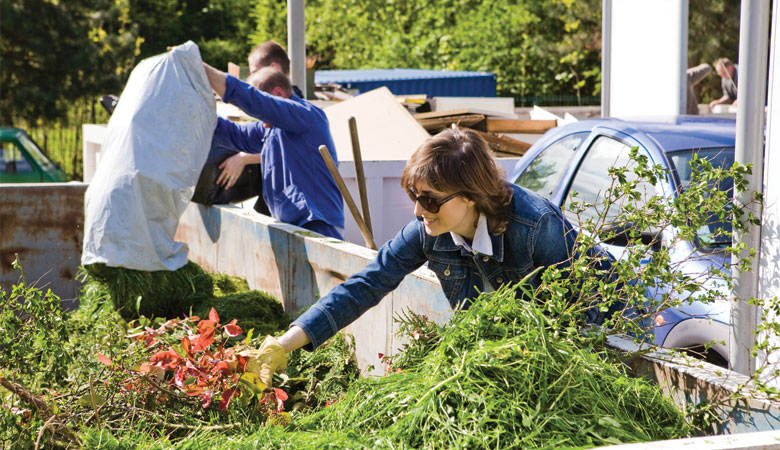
xmin=419 ymin=196 xmax=438 ymax=213
xmin=408 ymin=191 xmax=438 ymax=213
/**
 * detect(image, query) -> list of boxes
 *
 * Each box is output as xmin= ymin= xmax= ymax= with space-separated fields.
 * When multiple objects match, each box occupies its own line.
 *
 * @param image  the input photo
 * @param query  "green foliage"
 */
xmin=0 ymin=257 xmax=71 ymax=449
xmin=129 ymin=0 xmax=256 ymax=71
xmin=252 ymin=0 xmax=603 ymax=103
xmin=287 ymin=291 xmax=689 ymax=449
xmin=0 ymin=0 xmax=140 ymax=124
xmin=211 ymin=273 xmax=251 ymax=296
xmin=284 ymin=333 xmax=361 ymax=411
xmin=0 ymin=256 xmax=71 ymax=387
xmin=83 ymin=261 xmax=214 ymax=321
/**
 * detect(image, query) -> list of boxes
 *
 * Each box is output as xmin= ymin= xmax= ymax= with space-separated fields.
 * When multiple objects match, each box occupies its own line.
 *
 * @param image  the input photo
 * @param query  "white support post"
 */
xmin=601 ymin=0 xmax=611 ymax=117
xmin=729 ymin=0 xmax=771 ymax=375
xmin=287 ymin=0 xmax=306 ymax=97
xmin=757 ymin=0 xmax=780 ymax=388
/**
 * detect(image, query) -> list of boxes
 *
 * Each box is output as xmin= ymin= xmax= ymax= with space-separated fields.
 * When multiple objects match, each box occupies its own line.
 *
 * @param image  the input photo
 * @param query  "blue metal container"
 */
xmin=315 ymin=68 xmax=497 ymax=97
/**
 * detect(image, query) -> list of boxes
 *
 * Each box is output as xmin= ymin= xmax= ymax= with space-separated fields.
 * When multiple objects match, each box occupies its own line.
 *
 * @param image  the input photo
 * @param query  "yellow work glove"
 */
xmin=240 ymin=335 xmax=288 ymax=389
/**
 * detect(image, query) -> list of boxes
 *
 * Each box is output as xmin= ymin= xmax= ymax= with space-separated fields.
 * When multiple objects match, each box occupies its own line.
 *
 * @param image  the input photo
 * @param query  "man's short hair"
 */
xmin=248 ymin=41 xmax=290 ymax=75
xmin=248 ymin=67 xmax=293 ymax=97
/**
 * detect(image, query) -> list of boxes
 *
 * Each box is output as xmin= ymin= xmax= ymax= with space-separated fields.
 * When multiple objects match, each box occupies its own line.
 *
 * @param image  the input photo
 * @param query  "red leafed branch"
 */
xmin=100 ymin=310 xmax=287 ymax=415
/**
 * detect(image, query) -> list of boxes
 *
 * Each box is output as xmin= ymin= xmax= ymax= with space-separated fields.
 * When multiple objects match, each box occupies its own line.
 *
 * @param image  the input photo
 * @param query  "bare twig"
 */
xmin=0 ymin=376 xmax=81 ymax=446
xmin=88 ymin=376 xmax=101 ymax=428
xmin=35 ymin=416 xmax=57 ymax=450
xmin=0 ymin=376 xmax=55 ymax=418
xmin=154 ymin=420 xmax=243 ymax=431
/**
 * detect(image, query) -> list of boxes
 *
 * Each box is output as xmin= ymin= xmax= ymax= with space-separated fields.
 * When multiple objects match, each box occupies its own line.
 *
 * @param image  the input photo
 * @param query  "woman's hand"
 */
xmin=239 ymin=327 xmax=311 ymax=390
xmin=240 ymin=336 xmax=288 ymax=389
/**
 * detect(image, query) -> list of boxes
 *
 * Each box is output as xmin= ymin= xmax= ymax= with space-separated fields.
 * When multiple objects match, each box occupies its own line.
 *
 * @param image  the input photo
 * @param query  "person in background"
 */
xmin=191 ymin=69 xmax=273 ymax=214
xmin=191 ymin=41 xmax=304 ymax=213
xmin=248 ymin=40 xmax=304 ymax=98
xmin=202 ymin=63 xmax=344 ymax=240
xmin=708 ymin=57 xmax=739 ymax=110
xmin=244 ymin=127 xmax=617 ymax=388
xmin=686 ymin=63 xmax=712 ymax=115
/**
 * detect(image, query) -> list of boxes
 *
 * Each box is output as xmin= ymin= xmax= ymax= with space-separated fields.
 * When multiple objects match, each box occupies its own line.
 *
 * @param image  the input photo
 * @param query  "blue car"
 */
xmin=509 ymin=116 xmax=736 ymax=367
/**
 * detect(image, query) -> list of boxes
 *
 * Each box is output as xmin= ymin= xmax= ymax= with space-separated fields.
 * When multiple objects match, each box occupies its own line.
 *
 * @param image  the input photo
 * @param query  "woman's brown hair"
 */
xmin=401 ymin=127 xmax=514 ymax=234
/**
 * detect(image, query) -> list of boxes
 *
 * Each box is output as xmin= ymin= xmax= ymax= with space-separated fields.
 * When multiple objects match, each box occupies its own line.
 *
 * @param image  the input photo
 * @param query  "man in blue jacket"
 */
xmin=203 ymin=63 xmax=345 ymax=239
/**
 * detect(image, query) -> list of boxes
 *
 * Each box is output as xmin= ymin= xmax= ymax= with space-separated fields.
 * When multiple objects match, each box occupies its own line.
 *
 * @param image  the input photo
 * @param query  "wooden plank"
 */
xmin=416 ymin=114 xmax=485 ymax=132
xmin=413 ymin=108 xmax=475 ymax=120
xmin=414 ymin=107 xmax=517 ymax=121
xmin=486 ymin=119 xmax=557 ymax=134
xmin=472 ymin=130 xmax=531 ymax=157
xmin=432 ymin=97 xmax=516 ymax=115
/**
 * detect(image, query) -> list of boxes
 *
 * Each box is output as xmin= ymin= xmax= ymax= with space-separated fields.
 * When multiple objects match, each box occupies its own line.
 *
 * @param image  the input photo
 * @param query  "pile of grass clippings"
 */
xmin=192 ymin=290 xmax=291 ymax=337
xmin=211 ymin=273 xmax=250 ymax=296
xmin=76 ymin=284 xmax=691 ymax=449
xmin=284 ymin=332 xmax=362 ymax=411
xmin=67 ymin=268 xmax=691 ymax=449
xmin=83 ymin=261 xmax=213 ymax=320
xmin=283 ymin=285 xmax=691 ymax=449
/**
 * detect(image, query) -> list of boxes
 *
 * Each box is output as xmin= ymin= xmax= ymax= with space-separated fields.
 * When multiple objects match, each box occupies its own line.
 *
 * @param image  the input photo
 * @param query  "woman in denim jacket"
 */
xmin=250 ymin=127 xmax=608 ymax=386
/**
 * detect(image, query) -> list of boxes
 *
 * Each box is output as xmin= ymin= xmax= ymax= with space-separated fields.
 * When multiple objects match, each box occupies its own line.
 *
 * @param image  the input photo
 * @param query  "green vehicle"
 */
xmin=0 ymin=127 xmax=67 ymax=183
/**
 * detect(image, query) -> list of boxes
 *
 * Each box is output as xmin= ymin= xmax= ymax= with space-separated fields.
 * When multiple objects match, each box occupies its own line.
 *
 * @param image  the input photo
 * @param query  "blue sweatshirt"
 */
xmin=213 ymin=75 xmax=344 ymax=235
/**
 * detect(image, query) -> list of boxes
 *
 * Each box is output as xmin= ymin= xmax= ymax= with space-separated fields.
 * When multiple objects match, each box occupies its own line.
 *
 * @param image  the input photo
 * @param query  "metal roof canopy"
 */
xmin=315 ymin=68 xmax=498 ymax=97
xmin=315 ymin=68 xmax=496 ymax=82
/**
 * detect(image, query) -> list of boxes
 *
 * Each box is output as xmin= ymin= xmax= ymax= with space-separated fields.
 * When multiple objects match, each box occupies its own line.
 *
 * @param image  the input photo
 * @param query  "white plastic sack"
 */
xmin=82 ymin=41 xmax=217 ymax=271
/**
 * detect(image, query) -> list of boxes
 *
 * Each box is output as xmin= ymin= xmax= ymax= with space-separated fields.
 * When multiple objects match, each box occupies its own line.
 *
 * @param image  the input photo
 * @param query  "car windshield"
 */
xmin=667 ymin=146 xmax=735 ymax=249
xmin=18 ymin=133 xmax=57 ymax=171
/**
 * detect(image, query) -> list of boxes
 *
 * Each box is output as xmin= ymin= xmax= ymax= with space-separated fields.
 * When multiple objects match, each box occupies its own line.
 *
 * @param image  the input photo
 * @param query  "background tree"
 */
xmin=0 ymin=0 xmax=140 ymax=125
xmin=252 ymin=0 xmax=603 ymax=105
xmin=129 ymin=0 xmax=256 ymax=73
xmin=251 ymin=0 xmax=749 ymax=106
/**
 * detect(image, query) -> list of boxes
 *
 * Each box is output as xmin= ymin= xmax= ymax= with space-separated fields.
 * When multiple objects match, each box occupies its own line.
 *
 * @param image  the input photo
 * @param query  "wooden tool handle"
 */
xmin=348 ymin=116 xmax=373 ymax=236
xmin=319 ymin=145 xmax=377 ymax=250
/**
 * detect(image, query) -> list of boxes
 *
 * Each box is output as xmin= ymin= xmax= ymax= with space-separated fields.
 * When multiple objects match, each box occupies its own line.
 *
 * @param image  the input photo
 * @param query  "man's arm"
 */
xmin=709 ymin=94 xmax=732 ymax=109
xmin=204 ymin=61 xmax=322 ymax=134
xmin=212 ymin=118 xmax=266 ymax=189
xmin=687 ymin=63 xmax=711 ymax=86
xmin=226 ymin=79 xmax=323 ymax=134
xmin=203 ymin=62 xmax=227 ymax=98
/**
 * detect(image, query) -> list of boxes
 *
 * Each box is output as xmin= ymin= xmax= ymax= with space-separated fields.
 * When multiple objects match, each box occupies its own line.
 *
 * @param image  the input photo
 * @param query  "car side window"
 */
xmin=564 ymin=136 xmax=656 ymax=227
xmin=0 ymin=141 xmax=34 ymax=174
xmin=514 ymin=132 xmax=587 ymax=201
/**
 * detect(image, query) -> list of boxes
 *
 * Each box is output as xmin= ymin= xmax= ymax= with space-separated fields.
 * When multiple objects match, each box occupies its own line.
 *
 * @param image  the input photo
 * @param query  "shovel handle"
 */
xmin=319 ymin=145 xmax=377 ymax=250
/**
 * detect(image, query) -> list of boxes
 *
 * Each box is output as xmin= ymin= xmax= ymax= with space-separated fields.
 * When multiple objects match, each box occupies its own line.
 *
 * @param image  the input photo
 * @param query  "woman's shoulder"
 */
xmin=506 ymin=184 xmax=561 ymax=225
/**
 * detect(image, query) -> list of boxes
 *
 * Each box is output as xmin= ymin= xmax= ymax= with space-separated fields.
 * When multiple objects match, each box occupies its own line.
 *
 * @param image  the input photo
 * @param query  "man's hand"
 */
xmin=240 ymin=336 xmax=288 ymax=389
xmin=217 ymin=153 xmax=249 ymax=189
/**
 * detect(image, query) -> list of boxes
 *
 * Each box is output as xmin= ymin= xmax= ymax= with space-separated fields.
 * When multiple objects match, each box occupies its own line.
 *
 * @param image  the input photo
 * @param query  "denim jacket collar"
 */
xmin=432 ymin=226 xmax=505 ymax=263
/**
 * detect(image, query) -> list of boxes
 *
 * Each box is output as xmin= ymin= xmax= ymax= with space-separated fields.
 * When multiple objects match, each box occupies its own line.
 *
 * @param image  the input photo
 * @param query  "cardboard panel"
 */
xmin=323 ymin=87 xmax=430 ymax=162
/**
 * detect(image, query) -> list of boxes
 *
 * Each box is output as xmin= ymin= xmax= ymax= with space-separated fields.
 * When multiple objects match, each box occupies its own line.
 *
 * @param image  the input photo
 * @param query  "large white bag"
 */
xmin=82 ymin=41 xmax=217 ymax=271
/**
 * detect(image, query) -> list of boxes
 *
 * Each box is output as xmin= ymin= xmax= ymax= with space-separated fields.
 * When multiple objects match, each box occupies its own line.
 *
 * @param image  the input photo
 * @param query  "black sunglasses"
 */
xmin=407 ymin=188 xmax=463 ymax=213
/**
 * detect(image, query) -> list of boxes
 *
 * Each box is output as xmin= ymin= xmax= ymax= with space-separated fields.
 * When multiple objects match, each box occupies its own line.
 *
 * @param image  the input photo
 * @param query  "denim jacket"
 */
xmin=292 ymin=184 xmax=582 ymax=350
